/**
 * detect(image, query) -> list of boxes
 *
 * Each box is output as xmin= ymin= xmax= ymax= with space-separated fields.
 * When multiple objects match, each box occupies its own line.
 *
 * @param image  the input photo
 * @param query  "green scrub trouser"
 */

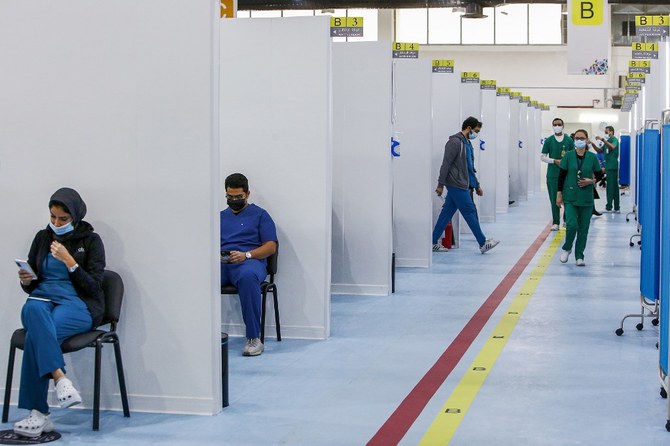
xmin=546 ymin=177 xmax=561 ymax=225
xmin=562 ymin=203 xmax=593 ymax=261
xmin=605 ymin=169 xmax=620 ymax=211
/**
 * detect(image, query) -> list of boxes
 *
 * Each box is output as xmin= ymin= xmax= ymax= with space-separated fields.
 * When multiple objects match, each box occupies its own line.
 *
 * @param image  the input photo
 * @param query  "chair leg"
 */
xmin=260 ymin=289 xmax=268 ymax=344
xmin=112 ymin=338 xmax=130 ymax=418
xmin=273 ymin=287 xmax=281 ymax=342
xmin=93 ymin=341 xmax=102 ymax=431
xmin=2 ymin=345 xmax=16 ymax=423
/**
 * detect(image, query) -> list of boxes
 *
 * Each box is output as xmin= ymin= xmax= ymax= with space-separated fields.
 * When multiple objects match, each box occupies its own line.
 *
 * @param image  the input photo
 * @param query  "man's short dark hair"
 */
xmin=462 ymin=116 xmax=482 ymax=131
xmin=605 ymin=126 xmax=614 ymax=133
xmin=552 ymin=118 xmax=564 ymax=126
xmin=225 ymin=173 xmax=249 ymax=193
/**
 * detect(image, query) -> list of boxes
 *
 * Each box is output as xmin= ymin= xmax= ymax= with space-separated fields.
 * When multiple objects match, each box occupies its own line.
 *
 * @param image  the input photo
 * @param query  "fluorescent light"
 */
xmin=578 ymin=111 xmax=620 ymax=122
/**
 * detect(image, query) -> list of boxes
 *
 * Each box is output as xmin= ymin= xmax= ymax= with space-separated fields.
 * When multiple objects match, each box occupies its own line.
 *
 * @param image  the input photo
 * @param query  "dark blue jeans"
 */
xmin=432 ymin=186 xmax=486 ymax=247
xmin=221 ymin=260 xmax=267 ymax=339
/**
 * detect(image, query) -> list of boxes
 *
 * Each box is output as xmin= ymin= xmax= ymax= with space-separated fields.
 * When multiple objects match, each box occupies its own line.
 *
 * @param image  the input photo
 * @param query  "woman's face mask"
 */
xmin=49 ymin=221 xmax=74 ymax=235
xmin=574 ymin=140 xmax=587 ymax=149
xmin=49 ymin=206 xmax=74 ymax=236
xmin=553 ymin=125 xmax=563 ymax=134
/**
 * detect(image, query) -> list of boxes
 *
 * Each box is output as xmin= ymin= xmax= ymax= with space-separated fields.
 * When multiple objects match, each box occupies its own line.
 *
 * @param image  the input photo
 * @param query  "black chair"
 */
xmin=221 ymin=250 xmax=280 ymax=343
xmin=3 ymin=270 xmax=130 ymax=431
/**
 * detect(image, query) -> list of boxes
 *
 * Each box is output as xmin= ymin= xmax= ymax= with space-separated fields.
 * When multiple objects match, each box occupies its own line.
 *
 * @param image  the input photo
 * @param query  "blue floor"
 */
xmin=3 ymin=191 xmax=669 ymax=445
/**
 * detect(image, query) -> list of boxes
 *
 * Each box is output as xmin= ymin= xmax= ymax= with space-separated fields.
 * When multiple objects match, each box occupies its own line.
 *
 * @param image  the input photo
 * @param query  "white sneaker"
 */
xmin=562 ymin=223 xmax=566 ymax=228
xmin=432 ymin=243 xmax=449 ymax=252
xmin=14 ymin=409 xmax=54 ymax=438
xmin=560 ymin=250 xmax=571 ymax=263
xmin=243 ymin=338 xmax=264 ymax=356
xmin=576 ymin=258 xmax=585 ymax=266
xmin=550 ymin=224 xmax=559 ymax=231
xmin=55 ymin=377 xmax=82 ymax=408
xmin=480 ymin=239 xmax=499 ymax=254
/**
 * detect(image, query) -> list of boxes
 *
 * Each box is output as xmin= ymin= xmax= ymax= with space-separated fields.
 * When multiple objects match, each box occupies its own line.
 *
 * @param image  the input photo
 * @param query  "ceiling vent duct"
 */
xmin=462 ymin=2 xmax=487 ymax=19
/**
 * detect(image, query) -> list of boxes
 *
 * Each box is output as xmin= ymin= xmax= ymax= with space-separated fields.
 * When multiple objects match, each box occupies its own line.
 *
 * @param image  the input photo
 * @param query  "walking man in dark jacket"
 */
xmin=432 ymin=117 xmax=499 ymax=254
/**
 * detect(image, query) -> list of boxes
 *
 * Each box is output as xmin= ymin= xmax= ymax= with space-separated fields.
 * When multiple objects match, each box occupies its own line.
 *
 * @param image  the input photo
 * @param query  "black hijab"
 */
xmin=49 ymin=187 xmax=87 ymax=226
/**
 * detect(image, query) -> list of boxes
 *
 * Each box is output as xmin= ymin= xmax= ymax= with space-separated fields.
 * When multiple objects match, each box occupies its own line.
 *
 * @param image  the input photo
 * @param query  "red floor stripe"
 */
xmin=367 ymin=222 xmax=552 ymax=446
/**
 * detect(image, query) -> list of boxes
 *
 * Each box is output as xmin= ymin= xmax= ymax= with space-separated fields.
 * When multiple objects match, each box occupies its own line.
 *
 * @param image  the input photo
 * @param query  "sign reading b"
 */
xmin=572 ymin=0 xmax=603 ymax=25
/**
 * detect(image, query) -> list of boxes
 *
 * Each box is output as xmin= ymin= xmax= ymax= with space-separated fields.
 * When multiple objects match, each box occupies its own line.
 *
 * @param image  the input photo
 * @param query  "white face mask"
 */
xmin=553 ymin=125 xmax=563 ymax=134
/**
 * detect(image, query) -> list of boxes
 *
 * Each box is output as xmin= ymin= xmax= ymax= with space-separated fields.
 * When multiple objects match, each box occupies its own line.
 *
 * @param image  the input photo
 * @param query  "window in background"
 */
xmin=237 ymin=10 xmax=251 ymax=18
xmin=396 ymin=8 xmax=428 ymax=45
xmin=347 ymin=9 xmax=379 ymax=42
xmin=461 ymin=7 xmax=494 ymax=44
xmin=250 ymin=10 xmax=282 ymax=18
xmin=428 ymin=8 xmax=461 ymax=44
xmin=282 ymin=10 xmax=315 ymax=17
xmin=528 ymin=3 xmax=562 ymax=44
xmin=316 ymin=9 xmax=347 ymax=42
xmin=495 ymin=4 xmax=528 ymax=44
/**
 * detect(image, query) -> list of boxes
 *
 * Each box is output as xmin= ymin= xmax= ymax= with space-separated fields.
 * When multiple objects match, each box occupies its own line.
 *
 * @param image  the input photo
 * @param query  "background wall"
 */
xmin=332 ymin=42 xmax=393 ymax=296
xmin=219 ymin=17 xmax=333 ymax=339
xmin=0 ymin=0 xmax=221 ymax=414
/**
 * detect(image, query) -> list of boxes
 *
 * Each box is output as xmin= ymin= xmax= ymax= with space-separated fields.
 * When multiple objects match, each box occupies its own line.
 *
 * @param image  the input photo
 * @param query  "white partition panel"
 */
xmin=495 ymin=95 xmax=511 ymax=213
xmin=646 ymin=59 xmax=662 ymax=120
xmin=478 ymin=88 xmax=497 ymax=223
xmin=432 ymin=69 xmax=462 ymax=246
xmin=459 ymin=81 xmax=482 ymax=234
xmin=332 ymin=42 xmax=392 ymax=296
xmin=220 ymin=17 xmax=332 ymax=339
xmin=509 ymin=98 xmax=521 ymax=203
xmin=526 ymin=105 xmax=537 ymax=197
xmin=518 ymin=104 xmax=529 ymax=201
xmin=392 ymin=58 xmax=432 ymax=267
xmin=0 ymin=1 xmax=221 ymax=414
xmin=534 ymin=109 xmax=543 ymax=193
xmin=662 ymin=42 xmax=670 ymax=111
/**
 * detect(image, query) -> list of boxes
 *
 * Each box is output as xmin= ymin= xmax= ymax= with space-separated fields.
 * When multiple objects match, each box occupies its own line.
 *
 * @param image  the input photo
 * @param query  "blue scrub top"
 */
xmin=30 ymin=254 xmax=87 ymax=309
xmin=220 ymin=203 xmax=277 ymax=261
xmin=464 ymin=139 xmax=479 ymax=189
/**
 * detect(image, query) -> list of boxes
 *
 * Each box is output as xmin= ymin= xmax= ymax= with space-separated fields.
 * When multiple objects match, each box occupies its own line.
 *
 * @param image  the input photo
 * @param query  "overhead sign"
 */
xmin=567 ymin=0 xmax=610 ymax=75
xmin=520 ymin=96 xmax=531 ymax=104
xmin=432 ymin=60 xmax=455 ymax=73
xmin=461 ymin=72 xmax=480 ymax=84
xmin=392 ymin=42 xmax=419 ymax=59
xmin=480 ymin=80 xmax=496 ymax=90
xmin=496 ymin=87 xmax=510 ymax=97
xmin=629 ymin=60 xmax=651 ymax=74
xmin=632 ymin=42 xmax=659 ymax=59
xmin=635 ymin=15 xmax=669 ymax=37
xmin=510 ymin=92 xmax=522 ymax=101
xmin=627 ymin=72 xmax=646 ymax=84
xmin=330 ymin=17 xmax=364 ymax=37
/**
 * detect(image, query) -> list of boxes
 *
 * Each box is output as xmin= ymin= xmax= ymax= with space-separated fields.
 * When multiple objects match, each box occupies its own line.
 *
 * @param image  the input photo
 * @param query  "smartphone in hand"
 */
xmin=15 ymin=259 xmax=37 ymax=279
xmin=220 ymin=251 xmax=231 ymax=264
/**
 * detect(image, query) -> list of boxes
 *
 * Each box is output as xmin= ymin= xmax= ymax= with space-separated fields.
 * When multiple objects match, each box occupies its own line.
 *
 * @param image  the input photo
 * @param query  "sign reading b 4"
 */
xmin=571 ymin=0 xmax=604 ymax=26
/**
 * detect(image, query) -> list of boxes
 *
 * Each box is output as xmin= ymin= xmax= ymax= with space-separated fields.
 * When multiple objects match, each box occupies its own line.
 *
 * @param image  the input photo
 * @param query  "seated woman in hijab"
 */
xmin=14 ymin=187 xmax=105 ymax=438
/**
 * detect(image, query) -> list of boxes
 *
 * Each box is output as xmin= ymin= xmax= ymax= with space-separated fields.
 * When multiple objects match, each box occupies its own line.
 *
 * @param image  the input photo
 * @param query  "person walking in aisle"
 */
xmin=432 ymin=116 xmax=499 ymax=254
xmin=595 ymin=125 xmax=620 ymax=213
xmin=541 ymin=118 xmax=574 ymax=231
xmin=556 ymin=129 xmax=601 ymax=266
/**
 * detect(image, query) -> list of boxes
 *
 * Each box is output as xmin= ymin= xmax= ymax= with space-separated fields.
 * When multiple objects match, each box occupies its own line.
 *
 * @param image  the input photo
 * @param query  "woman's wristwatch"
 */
xmin=68 ymin=263 xmax=79 ymax=273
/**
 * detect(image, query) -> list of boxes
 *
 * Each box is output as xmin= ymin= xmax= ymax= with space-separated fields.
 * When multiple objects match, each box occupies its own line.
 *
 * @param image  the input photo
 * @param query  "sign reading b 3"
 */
xmin=571 ymin=0 xmax=604 ymax=26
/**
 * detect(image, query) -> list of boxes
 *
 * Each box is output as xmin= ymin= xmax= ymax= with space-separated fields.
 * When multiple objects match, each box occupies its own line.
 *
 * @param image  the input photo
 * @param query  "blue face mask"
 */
xmin=574 ymin=140 xmax=587 ymax=149
xmin=49 ymin=221 xmax=74 ymax=236
xmin=469 ymin=131 xmax=479 ymax=140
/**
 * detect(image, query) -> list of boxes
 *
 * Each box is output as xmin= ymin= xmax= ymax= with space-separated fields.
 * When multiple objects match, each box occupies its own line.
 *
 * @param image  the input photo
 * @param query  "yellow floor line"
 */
xmin=418 ymin=233 xmax=564 ymax=446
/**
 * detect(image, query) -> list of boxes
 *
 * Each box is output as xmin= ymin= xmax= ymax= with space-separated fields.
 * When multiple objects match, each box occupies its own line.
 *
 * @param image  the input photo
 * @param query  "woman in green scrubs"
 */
xmin=556 ymin=129 xmax=601 ymax=266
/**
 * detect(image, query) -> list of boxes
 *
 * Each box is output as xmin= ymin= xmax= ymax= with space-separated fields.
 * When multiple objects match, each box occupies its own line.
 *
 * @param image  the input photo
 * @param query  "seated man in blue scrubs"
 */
xmin=220 ymin=173 xmax=278 ymax=356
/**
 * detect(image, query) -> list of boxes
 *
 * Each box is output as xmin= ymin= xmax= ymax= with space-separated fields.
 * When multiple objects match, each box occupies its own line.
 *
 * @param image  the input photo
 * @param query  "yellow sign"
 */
xmin=510 ymin=92 xmax=522 ymax=98
xmin=461 ymin=72 xmax=480 ymax=79
xmin=220 ymin=0 xmax=236 ymax=18
xmin=635 ymin=15 xmax=668 ymax=26
xmin=632 ymin=42 xmax=659 ymax=52
xmin=628 ymin=72 xmax=646 ymax=80
xmin=571 ymin=0 xmax=604 ymax=26
xmin=522 ymin=96 xmax=531 ymax=102
xmin=480 ymin=80 xmax=496 ymax=87
xmin=629 ymin=60 xmax=651 ymax=68
xmin=432 ymin=60 xmax=455 ymax=68
xmin=497 ymin=87 xmax=511 ymax=94
xmin=393 ymin=42 xmax=420 ymax=51
xmin=531 ymin=100 xmax=539 ymax=106
xmin=625 ymin=83 xmax=640 ymax=89
xmin=330 ymin=17 xmax=364 ymax=28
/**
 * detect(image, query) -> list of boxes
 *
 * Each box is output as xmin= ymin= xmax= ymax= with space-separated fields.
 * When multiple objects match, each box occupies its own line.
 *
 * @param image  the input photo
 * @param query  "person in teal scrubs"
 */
xmin=595 ymin=125 xmax=620 ymax=212
xmin=556 ymin=129 xmax=601 ymax=266
xmin=541 ymin=118 xmax=574 ymax=231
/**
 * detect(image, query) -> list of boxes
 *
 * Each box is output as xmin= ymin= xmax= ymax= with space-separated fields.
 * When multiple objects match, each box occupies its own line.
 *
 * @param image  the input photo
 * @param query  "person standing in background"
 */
xmin=595 ymin=125 xmax=620 ymax=213
xmin=541 ymin=118 xmax=574 ymax=231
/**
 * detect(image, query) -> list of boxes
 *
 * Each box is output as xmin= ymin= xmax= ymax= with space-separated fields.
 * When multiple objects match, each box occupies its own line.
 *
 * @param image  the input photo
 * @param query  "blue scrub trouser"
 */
xmin=221 ymin=260 xmax=267 ymax=339
xmin=19 ymin=300 xmax=92 ymax=414
xmin=432 ymin=186 xmax=487 ymax=247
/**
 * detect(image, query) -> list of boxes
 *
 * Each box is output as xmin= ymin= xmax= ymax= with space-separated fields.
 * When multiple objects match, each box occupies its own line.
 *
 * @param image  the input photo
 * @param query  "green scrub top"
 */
xmin=604 ymin=136 xmax=619 ymax=170
xmin=559 ymin=150 xmax=600 ymax=206
xmin=542 ymin=134 xmax=575 ymax=178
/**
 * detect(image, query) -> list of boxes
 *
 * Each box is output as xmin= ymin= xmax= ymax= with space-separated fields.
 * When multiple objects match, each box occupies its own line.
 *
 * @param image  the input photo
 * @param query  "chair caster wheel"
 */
xmin=629 ymin=242 xmax=634 ymax=247
xmin=636 ymin=323 xmax=644 ymax=331
xmin=666 ymin=420 xmax=670 ymax=432
xmin=661 ymin=387 xmax=667 ymax=399
xmin=638 ymin=241 xmax=641 ymax=245
xmin=615 ymin=328 xmax=624 ymax=336
xmin=626 ymin=218 xmax=629 ymax=222
xmin=652 ymin=319 xmax=659 ymax=326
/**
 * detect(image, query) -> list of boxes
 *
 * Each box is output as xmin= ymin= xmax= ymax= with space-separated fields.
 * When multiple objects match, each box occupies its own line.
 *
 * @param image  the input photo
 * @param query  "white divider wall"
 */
xmin=526 ymin=105 xmax=537 ymax=197
xmin=0 ymin=1 xmax=222 ymax=414
xmin=432 ymin=69 xmax=462 ymax=246
xmin=518 ymin=104 xmax=529 ymax=201
xmin=646 ymin=59 xmax=661 ymax=120
xmin=495 ymin=95 xmax=511 ymax=213
xmin=662 ymin=42 xmax=670 ymax=111
xmin=459 ymin=81 xmax=482 ymax=234
xmin=509 ymin=98 xmax=521 ymax=203
xmin=478 ymin=88 xmax=497 ymax=223
xmin=332 ymin=42 xmax=392 ymax=296
xmin=534 ymin=109 xmax=543 ymax=193
xmin=220 ymin=17 xmax=332 ymax=338
xmin=392 ymin=58 xmax=432 ymax=267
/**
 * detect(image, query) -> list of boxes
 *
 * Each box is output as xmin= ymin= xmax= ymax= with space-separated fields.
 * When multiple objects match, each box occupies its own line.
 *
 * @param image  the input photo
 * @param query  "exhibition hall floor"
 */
xmin=3 ymin=192 xmax=668 ymax=445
